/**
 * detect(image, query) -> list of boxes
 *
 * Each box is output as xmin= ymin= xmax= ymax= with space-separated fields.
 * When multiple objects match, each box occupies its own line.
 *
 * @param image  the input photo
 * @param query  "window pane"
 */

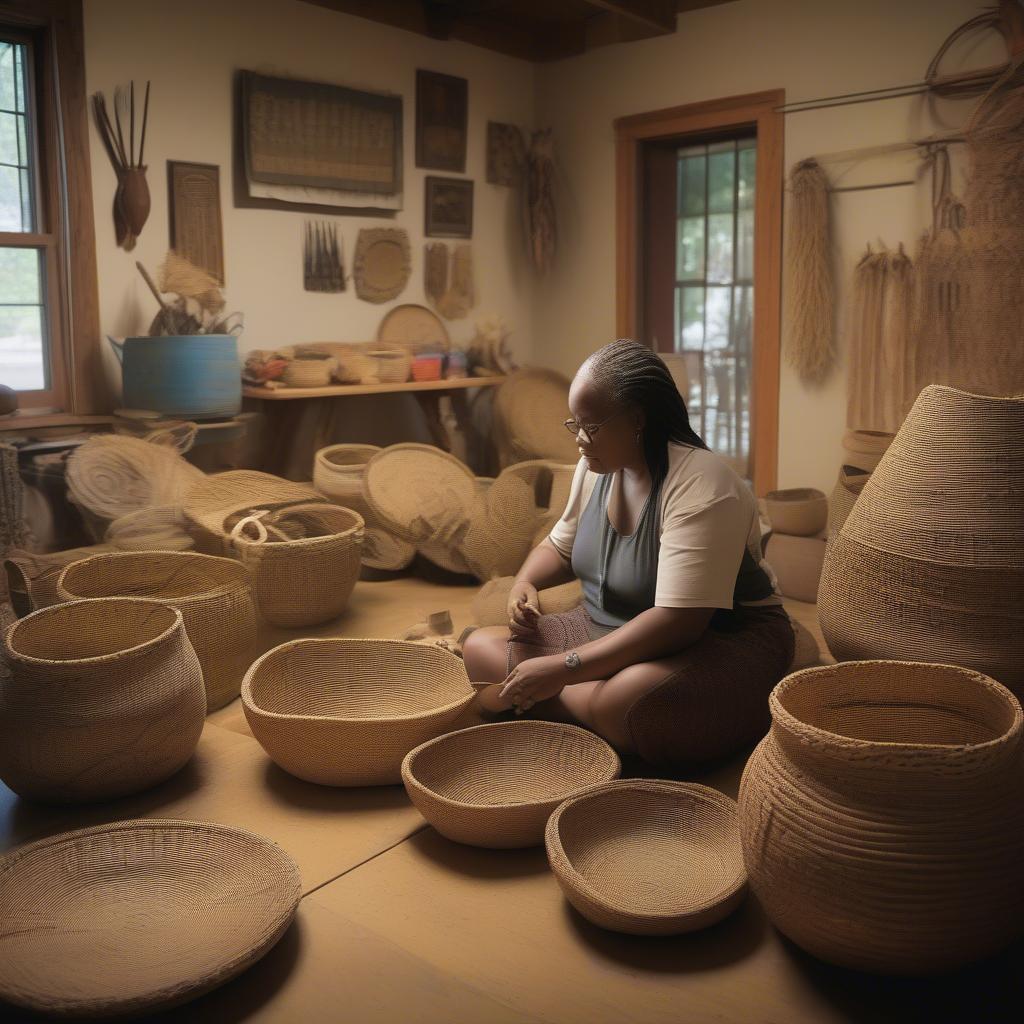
xmin=707 ymin=212 xmax=734 ymax=284
xmin=705 ymin=285 xmax=731 ymax=349
xmin=677 ymin=285 xmax=704 ymax=350
xmin=0 ymin=248 xmax=47 ymax=391
xmin=0 ymin=43 xmax=14 ymax=111
xmin=737 ymin=207 xmax=754 ymax=280
xmin=707 ymin=149 xmax=735 ymax=213
xmin=677 ymin=154 xmax=705 ymax=217
xmin=0 ymin=40 xmax=32 ymax=232
xmin=676 ymin=215 xmax=705 ymax=280
xmin=0 ymin=111 xmax=19 ymax=163
xmin=738 ymin=145 xmax=756 ymax=209
xmin=0 ymin=164 xmax=21 ymax=230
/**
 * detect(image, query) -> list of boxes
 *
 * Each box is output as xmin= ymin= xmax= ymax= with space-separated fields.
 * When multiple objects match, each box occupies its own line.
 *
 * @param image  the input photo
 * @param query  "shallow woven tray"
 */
xmin=56 ymin=551 xmax=257 ymax=712
xmin=545 ymin=779 xmax=747 ymax=935
xmin=763 ymin=487 xmax=827 ymax=537
xmin=401 ymin=721 xmax=621 ymax=848
xmin=0 ymin=819 xmax=300 ymax=1019
xmin=376 ymin=302 xmax=450 ymax=353
xmin=493 ymin=368 xmax=580 ymax=466
xmin=242 ymin=638 xmax=475 ymax=786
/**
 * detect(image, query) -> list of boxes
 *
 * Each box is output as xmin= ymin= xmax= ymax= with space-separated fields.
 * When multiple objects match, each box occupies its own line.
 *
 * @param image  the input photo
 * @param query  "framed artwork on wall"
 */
xmin=425 ymin=176 xmax=473 ymax=238
xmin=168 ymin=161 xmax=225 ymax=283
xmin=415 ymin=69 xmax=468 ymax=173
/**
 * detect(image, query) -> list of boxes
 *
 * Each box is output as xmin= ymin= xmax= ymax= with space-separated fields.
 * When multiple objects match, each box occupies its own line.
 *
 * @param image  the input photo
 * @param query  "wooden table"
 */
xmin=243 ymin=376 xmax=506 ymax=475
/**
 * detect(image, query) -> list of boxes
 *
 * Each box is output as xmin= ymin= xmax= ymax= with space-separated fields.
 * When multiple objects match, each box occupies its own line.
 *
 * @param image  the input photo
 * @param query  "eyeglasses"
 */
xmin=563 ymin=411 xmax=621 ymax=444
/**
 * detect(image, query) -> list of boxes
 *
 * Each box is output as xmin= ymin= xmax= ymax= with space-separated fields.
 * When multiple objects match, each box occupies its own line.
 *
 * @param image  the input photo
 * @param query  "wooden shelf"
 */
xmin=243 ymin=376 xmax=506 ymax=400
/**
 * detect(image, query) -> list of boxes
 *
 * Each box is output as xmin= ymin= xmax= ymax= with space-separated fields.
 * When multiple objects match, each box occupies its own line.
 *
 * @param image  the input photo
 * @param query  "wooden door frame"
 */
xmin=614 ymin=89 xmax=784 ymax=495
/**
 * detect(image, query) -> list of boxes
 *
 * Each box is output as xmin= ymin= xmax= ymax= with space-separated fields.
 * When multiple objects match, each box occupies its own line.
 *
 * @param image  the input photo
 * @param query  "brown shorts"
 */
xmin=506 ymin=603 xmax=795 ymax=768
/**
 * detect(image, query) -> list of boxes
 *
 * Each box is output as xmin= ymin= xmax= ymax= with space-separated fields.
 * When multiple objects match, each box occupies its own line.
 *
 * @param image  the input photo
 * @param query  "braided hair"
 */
xmin=582 ymin=339 xmax=707 ymax=482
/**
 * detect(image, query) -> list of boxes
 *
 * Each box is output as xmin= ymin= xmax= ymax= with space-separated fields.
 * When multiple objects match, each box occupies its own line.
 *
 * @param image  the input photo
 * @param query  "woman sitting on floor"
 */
xmin=463 ymin=339 xmax=794 ymax=769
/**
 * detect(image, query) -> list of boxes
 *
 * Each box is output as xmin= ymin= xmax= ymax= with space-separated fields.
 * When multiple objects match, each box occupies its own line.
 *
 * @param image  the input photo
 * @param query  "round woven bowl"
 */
xmin=0 ymin=819 xmax=301 ymax=1018
xmin=763 ymin=534 xmax=826 ymax=603
xmin=242 ymin=638 xmax=475 ymax=786
xmin=312 ymin=443 xmax=381 ymax=516
xmin=402 ymin=721 xmax=621 ymax=848
xmin=56 ymin=551 xmax=257 ymax=712
xmin=545 ymin=780 xmax=747 ymax=935
xmin=230 ymin=503 xmax=363 ymax=628
xmin=366 ymin=348 xmax=412 ymax=384
xmin=283 ymin=357 xmax=334 ymax=388
xmin=0 ymin=599 xmax=205 ymax=802
xmin=763 ymin=488 xmax=827 ymax=537
xmin=738 ymin=660 xmax=1024 ymax=975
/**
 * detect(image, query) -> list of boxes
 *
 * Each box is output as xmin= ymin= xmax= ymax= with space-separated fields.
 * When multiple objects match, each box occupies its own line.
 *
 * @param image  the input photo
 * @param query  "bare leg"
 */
xmin=462 ymin=626 xmax=517 ymax=713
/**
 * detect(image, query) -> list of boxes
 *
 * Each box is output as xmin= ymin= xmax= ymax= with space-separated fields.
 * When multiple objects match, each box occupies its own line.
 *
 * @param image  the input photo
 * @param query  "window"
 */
xmin=615 ymin=91 xmax=784 ymax=495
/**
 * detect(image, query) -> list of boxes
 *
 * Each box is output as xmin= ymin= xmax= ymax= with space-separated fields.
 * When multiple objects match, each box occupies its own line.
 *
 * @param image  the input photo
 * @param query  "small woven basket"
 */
xmin=312 ymin=443 xmax=381 ymax=515
xmin=739 ymin=660 xmax=1024 ymax=974
xmin=56 ymin=551 xmax=257 ymax=711
xmin=401 ymin=721 xmax=621 ymax=848
xmin=0 ymin=599 xmax=205 ymax=802
xmin=229 ymin=504 xmax=363 ymax=628
xmin=242 ymin=638 xmax=474 ymax=786
xmin=841 ymin=428 xmax=895 ymax=471
xmin=763 ymin=487 xmax=827 ymax=537
xmin=0 ymin=818 xmax=301 ymax=1018
xmin=545 ymin=779 xmax=747 ymax=935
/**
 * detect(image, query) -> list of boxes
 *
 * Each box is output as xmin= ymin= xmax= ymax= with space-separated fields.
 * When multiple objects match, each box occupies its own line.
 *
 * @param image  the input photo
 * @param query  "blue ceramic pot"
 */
xmin=109 ymin=335 xmax=242 ymax=419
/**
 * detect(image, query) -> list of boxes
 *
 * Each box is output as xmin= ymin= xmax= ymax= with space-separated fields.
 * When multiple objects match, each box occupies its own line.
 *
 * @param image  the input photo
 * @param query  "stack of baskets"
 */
xmin=762 ymin=487 xmax=828 ymax=603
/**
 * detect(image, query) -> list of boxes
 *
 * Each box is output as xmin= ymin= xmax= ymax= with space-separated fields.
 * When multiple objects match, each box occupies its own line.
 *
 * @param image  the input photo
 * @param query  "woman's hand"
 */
xmin=506 ymin=581 xmax=541 ymax=637
xmin=498 ymin=655 xmax=569 ymax=713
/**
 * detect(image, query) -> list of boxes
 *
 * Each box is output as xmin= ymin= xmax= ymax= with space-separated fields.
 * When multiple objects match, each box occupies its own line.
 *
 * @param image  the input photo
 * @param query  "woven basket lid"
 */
xmin=0 ymin=818 xmax=300 ymax=1018
xmin=494 ymin=368 xmax=580 ymax=463
xmin=183 ymin=471 xmax=323 ymax=539
xmin=377 ymin=303 xmax=450 ymax=353
xmin=362 ymin=527 xmax=417 ymax=571
xmin=364 ymin=444 xmax=476 ymax=545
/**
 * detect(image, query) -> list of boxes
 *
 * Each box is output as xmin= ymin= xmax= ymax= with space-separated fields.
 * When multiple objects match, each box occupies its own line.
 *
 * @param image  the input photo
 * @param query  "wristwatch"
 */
xmin=564 ymin=651 xmax=581 ymax=670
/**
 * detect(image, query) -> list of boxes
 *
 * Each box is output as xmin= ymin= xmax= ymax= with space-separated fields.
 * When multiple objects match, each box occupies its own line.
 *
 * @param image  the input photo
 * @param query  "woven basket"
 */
xmin=104 ymin=504 xmax=195 ymax=552
xmin=493 ymin=368 xmax=580 ymax=467
xmin=242 ymin=638 xmax=474 ymax=786
xmin=56 ymin=551 xmax=257 ymax=712
xmin=183 ymin=471 xmax=323 ymax=552
xmin=545 ymin=780 xmax=747 ymax=935
xmin=229 ymin=504 xmax=363 ymax=628
xmin=840 ymin=428 xmax=895 ymax=471
xmin=401 ymin=721 xmax=621 ymax=848
xmin=819 ymin=385 xmax=1024 ymax=697
xmin=0 ymin=818 xmax=300 ymax=1018
xmin=282 ymin=357 xmax=335 ymax=388
xmin=4 ymin=544 xmax=120 ymax=614
xmin=763 ymin=487 xmax=827 ymax=537
xmin=0 ymin=599 xmax=205 ymax=802
xmin=763 ymin=534 xmax=826 ymax=603
xmin=365 ymin=348 xmax=412 ymax=384
xmin=739 ymin=660 xmax=1024 ymax=974
xmin=826 ymin=463 xmax=870 ymax=537
xmin=312 ymin=443 xmax=380 ymax=514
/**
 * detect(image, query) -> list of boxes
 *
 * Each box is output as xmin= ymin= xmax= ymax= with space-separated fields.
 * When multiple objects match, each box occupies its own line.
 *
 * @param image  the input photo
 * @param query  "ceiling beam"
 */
xmin=583 ymin=0 xmax=676 ymax=34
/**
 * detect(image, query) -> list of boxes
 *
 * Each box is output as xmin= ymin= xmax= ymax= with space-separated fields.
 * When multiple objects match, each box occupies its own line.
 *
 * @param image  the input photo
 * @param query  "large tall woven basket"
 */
xmin=818 ymin=385 xmax=1024 ymax=697
xmin=0 ymin=599 xmax=205 ymax=802
xmin=229 ymin=504 xmax=363 ymax=628
xmin=56 ymin=551 xmax=257 ymax=711
xmin=738 ymin=660 xmax=1024 ymax=975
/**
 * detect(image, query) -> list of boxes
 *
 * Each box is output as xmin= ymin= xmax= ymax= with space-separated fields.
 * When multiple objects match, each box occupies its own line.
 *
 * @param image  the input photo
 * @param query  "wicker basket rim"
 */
xmin=230 ymin=505 xmax=365 ymax=548
xmin=4 ymin=598 xmax=184 ymax=668
xmin=56 ymin=550 xmax=250 ymax=603
xmin=764 ymin=488 xmax=827 ymax=503
xmin=241 ymin=638 xmax=474 ymax=724
xmin=401 ymin=721 xmax=622 ymax=812
xmin=769 ymin=660 xmax=1023 ymax=757
xmin=315 ymin=444 xmax=382 ymax=470
xmin=545 ymin=779 xmax=746 ymax=920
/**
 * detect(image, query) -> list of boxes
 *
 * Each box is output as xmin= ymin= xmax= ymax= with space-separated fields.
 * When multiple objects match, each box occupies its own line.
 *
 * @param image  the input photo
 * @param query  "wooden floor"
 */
xmin=1 ymin=574 xmax=1021 ymax=1023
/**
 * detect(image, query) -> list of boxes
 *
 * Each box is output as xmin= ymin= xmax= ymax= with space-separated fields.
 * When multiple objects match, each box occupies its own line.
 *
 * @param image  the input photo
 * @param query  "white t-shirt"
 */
xmin=546 ymin=443 xmax=781 ymax=611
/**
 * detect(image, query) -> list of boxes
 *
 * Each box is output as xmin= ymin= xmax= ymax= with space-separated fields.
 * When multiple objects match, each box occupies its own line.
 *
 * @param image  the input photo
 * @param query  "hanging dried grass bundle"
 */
xmin=845 ymin=245 xmax=889 ymax=431
xmin=783 ymin=158 xmax=834 ymax=383
xmin=882 ymin=243 xmax=915 ymax=428
xmin=437 ymin=244 xmax=475 ymax=320
xmin=424 ymin=242 xmax=448 ymax=306
xmin=158 ymin=251 xmax=225 ymax=314
xmin=525 ymin=129 xmax=556 ymax=276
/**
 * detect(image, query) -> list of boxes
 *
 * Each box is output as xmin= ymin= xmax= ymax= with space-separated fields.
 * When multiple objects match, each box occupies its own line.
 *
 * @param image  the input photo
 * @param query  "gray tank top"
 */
xmin=571 ymin=471 xmax=664 ymax=640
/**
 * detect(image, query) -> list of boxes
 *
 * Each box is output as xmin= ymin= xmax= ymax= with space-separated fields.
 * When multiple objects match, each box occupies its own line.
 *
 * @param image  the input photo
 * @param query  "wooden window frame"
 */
xmin=615 ymin=89 xmax=784 ymax=495
xmin=0 ymin=0 xmax=102 ymax=416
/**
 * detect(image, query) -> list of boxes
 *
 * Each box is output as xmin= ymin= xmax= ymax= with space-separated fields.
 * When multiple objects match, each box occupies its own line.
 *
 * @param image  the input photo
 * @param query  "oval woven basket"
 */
xmin=738 ymin=660 xmax=1024 ymax=975
xmin=0 ymin=599 xmax=205 ymax=802
xmin=365 ymin=348 xmax=412 ymax=384
xmin=545 ymin=780 xmax=747 ymax=936
xmin=401 ymin=721 xmax=621 ymax=848
xmin=0 ymin=818 xmax=301 ymax=1018
xmin=4 ymin=544 xmax=119 ymax=614
xmin=56 ymin=551 xmax=257 ymax=712
xmin=282 ymin=357 xmax=335 ymax=388
xmin=229 ymin=504 xmax=363 ymax=628
xmin=242 ymin=638 xmax=474 ymax=786
xmin=763 ymin=487 xmax=827 ymax=537
xmin=819 ymin=385 xmax=1024 ymax=697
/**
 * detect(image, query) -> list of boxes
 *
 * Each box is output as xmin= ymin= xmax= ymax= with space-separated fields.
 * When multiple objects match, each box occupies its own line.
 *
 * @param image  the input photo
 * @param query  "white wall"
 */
xmin=532 ymin=0 xmax=1006 ymax=493
xmin=83 ymin=0 xmax=538 ymax=394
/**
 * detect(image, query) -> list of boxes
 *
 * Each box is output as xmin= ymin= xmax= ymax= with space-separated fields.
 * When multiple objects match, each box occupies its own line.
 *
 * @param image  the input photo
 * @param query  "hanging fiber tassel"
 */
xmin=881 ymin=242 xmax=914 ymax=429
xmin=424 ymin=242 xmax=448 ymax=307
xmin=845 ymin=244 xmax=890 ymax=431
xmin=783 ymin=158 xmax=835 ymax=384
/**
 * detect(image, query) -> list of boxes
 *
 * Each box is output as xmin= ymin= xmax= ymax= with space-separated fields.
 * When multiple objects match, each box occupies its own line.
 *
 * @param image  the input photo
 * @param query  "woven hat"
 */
xmin=401 ymin=721 xmax=621 ymax=849
xmin=0 ymin=599 xmax=205 ymax=802
xmin=183 ymin=470 xmax=322 ymax=550
xmin=763 ymin=488 xmax=827 ymax=537
xmin=493 ymin=368 xmax=580 ymax=467
xmin=229 ymin=503 xmax=363 ymax=628
xmin=826 ymin=463 xmax=870 ymax=537
xmin=56 ymin=551 xmax=257 ymax=711
xmin=242 ymin=638 xmax=474 ymax=786
xmin=545 ymin=779 xmax=747 ymax=936
xmin=0 ymin=818 xmax=300 ymax=1018
xmin=739 ymin=660 xmax=1024 ymax=974
xmin=819 ymin=385 xmax=1024 ymax=697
